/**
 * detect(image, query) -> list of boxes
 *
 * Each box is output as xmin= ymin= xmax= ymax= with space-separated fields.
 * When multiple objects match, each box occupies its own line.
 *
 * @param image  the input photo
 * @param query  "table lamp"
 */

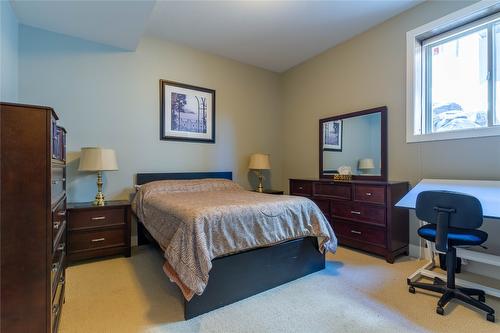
xmin=358 ymin=158 xmax=375 ymax=174
xmin=248 ymin=153 xmax=271 ymax=192
xmin=78 ymin=147 xmax=118 ymax=206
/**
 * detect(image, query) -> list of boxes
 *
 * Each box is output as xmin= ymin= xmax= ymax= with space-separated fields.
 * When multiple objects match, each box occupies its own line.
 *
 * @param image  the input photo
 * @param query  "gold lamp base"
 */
xmin=93 ymin=171 xmax=105 ymax=206
xmin=255 ymin=170 xmax=264 ymax=192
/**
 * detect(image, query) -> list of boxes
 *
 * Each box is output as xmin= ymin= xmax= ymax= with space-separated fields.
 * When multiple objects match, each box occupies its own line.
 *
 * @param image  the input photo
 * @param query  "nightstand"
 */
xmin=67 ymin=200 xmax=131 ymax=263
xmin=252 ymin=189 xmax=284 ymax=195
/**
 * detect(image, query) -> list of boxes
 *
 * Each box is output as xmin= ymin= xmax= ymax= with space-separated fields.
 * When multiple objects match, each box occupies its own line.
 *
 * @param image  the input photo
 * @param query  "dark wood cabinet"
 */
xmin=67 ymin=201 xmax=131 ymax=263
xmin=1 ymin=102 xmax=67 ymax=333
xmin=290 ymin=179 xmax=409 ymax=263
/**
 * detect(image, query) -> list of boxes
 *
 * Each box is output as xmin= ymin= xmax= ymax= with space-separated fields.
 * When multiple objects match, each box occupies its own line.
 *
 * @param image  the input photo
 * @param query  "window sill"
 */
xmin=407 ymin=126 xmax=500 ymax=143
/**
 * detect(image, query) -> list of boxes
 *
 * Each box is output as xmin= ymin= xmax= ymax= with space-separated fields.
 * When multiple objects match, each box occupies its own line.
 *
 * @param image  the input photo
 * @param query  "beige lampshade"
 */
xmin=358 ymin=158 xmax=375 ymax=170
xmin=78 ymin=147 xmax=118 ymax=171
xmin=248 ymin=153 xmax=271 ymax=170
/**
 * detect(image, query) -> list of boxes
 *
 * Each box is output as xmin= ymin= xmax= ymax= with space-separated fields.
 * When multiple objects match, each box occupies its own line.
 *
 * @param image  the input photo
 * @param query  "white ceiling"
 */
xmin=11 ymin=0 xmax=156 ymax=50
xmin=145 ymin=1 xmax=422 ymax=72
xmin=11 ymin=0 xmax=422 ymax=72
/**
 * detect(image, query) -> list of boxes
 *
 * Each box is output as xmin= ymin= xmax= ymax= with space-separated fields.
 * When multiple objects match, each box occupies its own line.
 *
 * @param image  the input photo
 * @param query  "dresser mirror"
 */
xmin=319 ymin=106 xmax=387 ymax=180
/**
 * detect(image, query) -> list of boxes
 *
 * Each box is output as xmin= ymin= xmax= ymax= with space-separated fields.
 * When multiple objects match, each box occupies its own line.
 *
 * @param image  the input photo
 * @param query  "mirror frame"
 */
xmin=319 ymin=106 xmax=388 ymax=181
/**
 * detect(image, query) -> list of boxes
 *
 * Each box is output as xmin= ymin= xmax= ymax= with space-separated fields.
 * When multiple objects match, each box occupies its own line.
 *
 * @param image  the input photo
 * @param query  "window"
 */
xmin=406 ymin=1 xmax=500 ymax=142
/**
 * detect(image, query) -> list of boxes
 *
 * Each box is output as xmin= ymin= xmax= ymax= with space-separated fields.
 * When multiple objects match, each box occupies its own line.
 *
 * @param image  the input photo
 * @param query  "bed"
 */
xmin=132 ymin=172 xmax=337 ymax=319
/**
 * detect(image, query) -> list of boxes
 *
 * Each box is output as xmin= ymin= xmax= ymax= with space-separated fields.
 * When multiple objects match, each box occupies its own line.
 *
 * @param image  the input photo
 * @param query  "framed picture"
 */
xmin=160 ymin=80 xmax=215 ymax=143
xmin=323 ymin=120 xmax=342 ymax=151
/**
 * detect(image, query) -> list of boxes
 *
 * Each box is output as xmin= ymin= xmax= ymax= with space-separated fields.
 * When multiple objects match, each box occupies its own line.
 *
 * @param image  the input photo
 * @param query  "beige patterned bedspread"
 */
xmin=132 ymin=179 xmax=337 ymax=300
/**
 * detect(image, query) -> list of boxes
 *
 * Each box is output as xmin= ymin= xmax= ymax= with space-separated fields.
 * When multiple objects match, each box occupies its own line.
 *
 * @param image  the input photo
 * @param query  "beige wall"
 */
xmin=18 ymin=25 xmax=283 ymax=205
xmin=281 ymin=0 xmax=500 ymax=252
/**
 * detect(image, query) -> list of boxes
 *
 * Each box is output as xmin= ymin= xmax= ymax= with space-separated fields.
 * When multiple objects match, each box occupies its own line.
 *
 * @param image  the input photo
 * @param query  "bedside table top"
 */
xmin=252 ymin=189 xmax=284 ymax=195
xmin=67 ymin=200 xmax=130 ymax=210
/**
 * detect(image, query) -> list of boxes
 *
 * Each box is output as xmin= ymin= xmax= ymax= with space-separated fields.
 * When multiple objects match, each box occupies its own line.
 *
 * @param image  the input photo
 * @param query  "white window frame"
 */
xmin=406 ymin=0 xmax=500 ymax=143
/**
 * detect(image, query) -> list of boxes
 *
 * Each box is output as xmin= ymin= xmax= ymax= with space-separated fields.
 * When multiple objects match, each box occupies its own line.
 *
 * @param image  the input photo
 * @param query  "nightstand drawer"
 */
xmin=69 ymin=207 xmax=125 ymax=230
xmin=69 ymin=228 xmax=125 ymax=252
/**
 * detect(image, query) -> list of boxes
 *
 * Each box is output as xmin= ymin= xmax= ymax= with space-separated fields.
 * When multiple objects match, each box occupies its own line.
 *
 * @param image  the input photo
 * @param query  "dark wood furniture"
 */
xmin=319 ymin=106 xmax=387 ymax=181
xmin=1 ymin=102 xmax=67 ymax=333
xmin=252 ymin=189 xmax=284 ymax=195
xmin=67 ymin=201 xmax=131 ymax=263
xmin=134 ymin=172 xmax=325 ymax=319
xmin=290 ymin=178 xmax=409 ymax=263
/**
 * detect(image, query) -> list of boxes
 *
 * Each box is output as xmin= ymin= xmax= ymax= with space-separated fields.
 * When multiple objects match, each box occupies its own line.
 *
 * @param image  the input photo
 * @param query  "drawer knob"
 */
xmin=91 ymin=216 xmax=106 ymax=221
xmin=351 ymin=230 xmax=362 ymax=235
xmin=57 ymin=211 xmax=66 ymax=217
xmin=53 ymin=221 xmax=61 ymax=230
xmin=52 ymin=303 xmax=60 ymax=314
xmin=365 ymin=192 xmax=372 ymax=196
xmin=350 ymin=210 xmax=361 ymax=215
xmin=298 ymin=186 xmax=303 ymax=190
xmin=91 ymin=238 xmax=105 ymax=242
xmin=57 ymin=242 xmax=66 ymax=251
xmin=52 ymin=263 xmax=59 ymax=273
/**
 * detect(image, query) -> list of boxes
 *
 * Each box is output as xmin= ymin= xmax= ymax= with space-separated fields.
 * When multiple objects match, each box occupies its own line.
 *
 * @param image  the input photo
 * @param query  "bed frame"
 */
xmin=135 ymin=172 xmax=326 ymax=319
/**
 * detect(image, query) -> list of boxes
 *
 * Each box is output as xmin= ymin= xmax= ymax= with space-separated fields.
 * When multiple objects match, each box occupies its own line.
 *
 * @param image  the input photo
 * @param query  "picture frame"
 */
xmin=323 ymin=120 xmax=342 ymax=151
xmin=160 ymin=80 xmax=216 ymax=143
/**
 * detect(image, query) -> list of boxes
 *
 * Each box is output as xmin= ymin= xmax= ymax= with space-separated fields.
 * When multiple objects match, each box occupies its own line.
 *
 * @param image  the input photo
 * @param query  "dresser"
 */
xmin=290 ymin=179 xmax=409 ymax=263
xmin=67 ymin=201 xmax=131 ymax=263
xmin=1 ymin=102 xmax=67 ymax=332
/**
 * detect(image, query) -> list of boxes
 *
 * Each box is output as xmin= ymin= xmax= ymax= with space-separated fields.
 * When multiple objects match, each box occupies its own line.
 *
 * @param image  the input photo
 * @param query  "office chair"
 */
xmin=408 ymin=190 xmax=495 ymax=322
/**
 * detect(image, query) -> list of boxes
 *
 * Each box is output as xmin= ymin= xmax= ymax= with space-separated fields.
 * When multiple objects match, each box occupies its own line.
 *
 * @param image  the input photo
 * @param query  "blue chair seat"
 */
xmin=418 ymin=224 xmax=488 ymax=247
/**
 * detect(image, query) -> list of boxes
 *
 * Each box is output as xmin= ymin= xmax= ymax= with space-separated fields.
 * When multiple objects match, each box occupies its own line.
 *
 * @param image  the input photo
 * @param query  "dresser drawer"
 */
xmin=51 ymin=165 xmax=65 ymax=205
xmin=312 ymin=198 xmax=330 ymax=217
xmin=354 ymin=184 xmax=386 ymax=205
xmin=313 ymin=182 xmax=351 ymax=200
xmin=69 ymin=207 xmax=125 ymax=230
xmin=52 ymin=198 xmax=66 ymax=249
xmin=331 ymin=200 xmax=386 ymax=226
xmin=290 ymin=180 xmax=312 ymax=196
xmin=51 ymin=272 xmax=65 ymax=333
xmin=51 ymin=235 xmax=65 ymax=301
xmin=334 ymin=220 xmax=386 ymax=247
xmin=69 ymin=228 xmax=125 ymax=253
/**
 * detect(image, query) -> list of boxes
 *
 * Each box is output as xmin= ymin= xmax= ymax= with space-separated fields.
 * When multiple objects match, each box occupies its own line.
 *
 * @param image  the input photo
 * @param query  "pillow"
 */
xmin=137 ymin=178 xmax=243 ymax=195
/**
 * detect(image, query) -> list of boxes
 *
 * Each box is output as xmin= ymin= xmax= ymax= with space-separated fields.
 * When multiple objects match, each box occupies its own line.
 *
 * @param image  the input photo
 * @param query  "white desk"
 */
xmin=396 ymin=179 xmax=500 ymax=298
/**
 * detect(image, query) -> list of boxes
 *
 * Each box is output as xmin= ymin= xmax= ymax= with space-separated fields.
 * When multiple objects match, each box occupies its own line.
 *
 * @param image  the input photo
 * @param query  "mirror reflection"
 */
xmin=322 ymin=112 xmax=381 ymax=176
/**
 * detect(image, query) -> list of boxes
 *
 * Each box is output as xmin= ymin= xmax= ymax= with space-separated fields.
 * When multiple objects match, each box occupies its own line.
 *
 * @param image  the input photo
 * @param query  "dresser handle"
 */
xmin=57 ymin=243 xmax=66 ymax=251
xmin=57 ymin=211 xmax=66 ymax=217
xmin=53 ymin=221 xmax=61 ymax=230
xmin=91 ymin=238 xmax=105 ymax=242
xmin=350 ymin=210 xmax=361 ymax=215
xmin=52 ymin=263 xmax=59 ymax=273
xmin=351 ymin=230 xmax=362 ymax=235
xmin=365 ymin=192 xmax=372 ymax=196
xmin=298 ymin=186 xmax=303 ymax=190
xmin=91 ymin=216 xmax=106 ymax=221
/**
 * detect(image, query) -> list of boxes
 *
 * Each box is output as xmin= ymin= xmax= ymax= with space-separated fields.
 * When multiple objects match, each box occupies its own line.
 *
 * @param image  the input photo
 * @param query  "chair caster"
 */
xmin=487 ymin=314 xmax=495 ymax=323
xmin=436 ymin=306 xmax=444 ymax=316
xmin=409 ymin=286 xmax=415 ymax=294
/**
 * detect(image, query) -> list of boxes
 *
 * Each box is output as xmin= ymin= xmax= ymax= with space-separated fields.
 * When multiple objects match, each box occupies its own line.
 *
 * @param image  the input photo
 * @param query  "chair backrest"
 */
xmin=416 ymin=190 xmax=483 ymax=251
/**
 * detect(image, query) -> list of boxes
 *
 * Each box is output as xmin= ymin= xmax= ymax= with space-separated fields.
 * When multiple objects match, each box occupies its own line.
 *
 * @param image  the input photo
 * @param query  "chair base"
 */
xmin=408 ymin=277 xmax=495 ymax=322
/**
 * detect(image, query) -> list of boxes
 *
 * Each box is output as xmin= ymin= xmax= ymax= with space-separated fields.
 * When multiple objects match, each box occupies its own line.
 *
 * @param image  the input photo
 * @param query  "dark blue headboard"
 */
xmin=136 ymin=172 xmax=233 ymax=185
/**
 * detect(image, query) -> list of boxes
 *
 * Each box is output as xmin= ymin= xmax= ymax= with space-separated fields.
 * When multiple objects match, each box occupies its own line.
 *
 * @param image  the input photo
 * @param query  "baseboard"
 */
xmin=131 ymin=235 xmax=138 ymax=247
xmin=409 ymin=244 xmax=422 ymax=259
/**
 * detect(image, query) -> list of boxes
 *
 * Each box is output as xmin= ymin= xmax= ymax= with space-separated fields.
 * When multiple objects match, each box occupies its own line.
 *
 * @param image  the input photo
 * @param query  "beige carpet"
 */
xmin=59 ymin=246 xmax=499 ymax=333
